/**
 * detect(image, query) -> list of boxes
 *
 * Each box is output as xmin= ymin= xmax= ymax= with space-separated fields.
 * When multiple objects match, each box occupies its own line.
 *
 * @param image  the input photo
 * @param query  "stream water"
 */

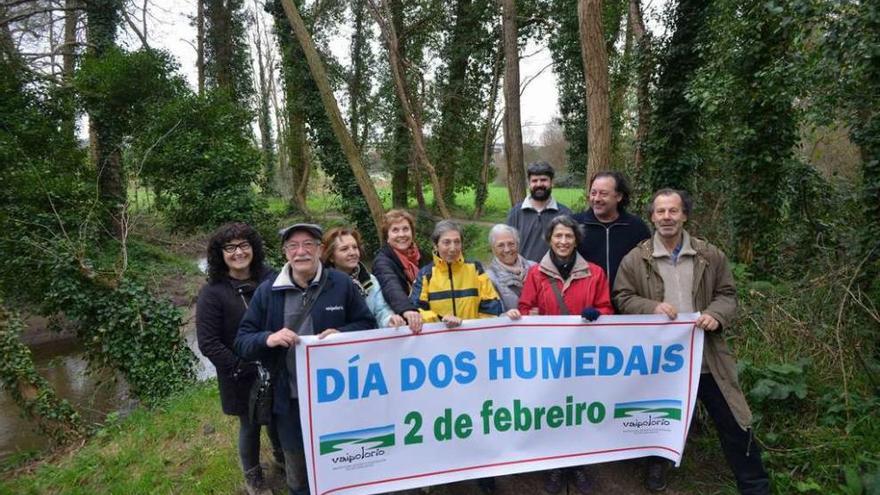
xmin=0 ymin=258 xmax=216 ymax=461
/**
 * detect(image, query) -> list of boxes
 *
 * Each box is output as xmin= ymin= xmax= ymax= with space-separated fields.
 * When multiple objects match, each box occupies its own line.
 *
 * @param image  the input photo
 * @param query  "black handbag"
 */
xmin=247 ymin=271 xmax=327 ymax=425
xmin=248 ymin=361 xmax=274 ymax=425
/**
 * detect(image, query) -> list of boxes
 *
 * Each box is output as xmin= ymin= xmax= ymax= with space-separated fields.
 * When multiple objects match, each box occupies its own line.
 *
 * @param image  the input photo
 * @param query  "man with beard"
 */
xmin=574 ymin=171 xmax=651 ymax=288
xmin=505 ymin=162 xmax=573 ymax=262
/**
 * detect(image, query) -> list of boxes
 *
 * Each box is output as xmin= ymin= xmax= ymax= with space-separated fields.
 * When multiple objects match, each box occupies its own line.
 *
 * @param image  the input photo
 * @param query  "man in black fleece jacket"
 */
xmin=573 ymin=171 xmax=651 ymax=288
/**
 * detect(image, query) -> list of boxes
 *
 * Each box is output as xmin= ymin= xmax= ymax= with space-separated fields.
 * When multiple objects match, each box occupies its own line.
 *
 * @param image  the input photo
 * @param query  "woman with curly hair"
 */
xmin=196 ymin=222 xmax=281 ymax=495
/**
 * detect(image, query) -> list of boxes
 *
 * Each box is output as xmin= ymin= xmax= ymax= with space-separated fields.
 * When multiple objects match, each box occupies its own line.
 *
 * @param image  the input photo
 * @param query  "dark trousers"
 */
xmin=276 ymin=399 xmax=310 ymax=495
xmin=698 ymin=373 xmax=769 ymax=494
xmin=653 ymin=373 xmax=770 ymax=494
xmin=238 ymin=414 xmax=283 ymax=473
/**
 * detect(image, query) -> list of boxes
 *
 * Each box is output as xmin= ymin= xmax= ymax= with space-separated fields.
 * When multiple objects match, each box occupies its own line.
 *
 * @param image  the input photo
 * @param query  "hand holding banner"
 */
xmin=296 ymin=314 xmax=703 ymax=495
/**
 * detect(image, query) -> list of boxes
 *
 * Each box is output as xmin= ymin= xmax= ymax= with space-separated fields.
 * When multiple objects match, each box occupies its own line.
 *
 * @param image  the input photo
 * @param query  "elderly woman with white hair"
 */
xmin=485 ymin=224 xmax=536 ymax=311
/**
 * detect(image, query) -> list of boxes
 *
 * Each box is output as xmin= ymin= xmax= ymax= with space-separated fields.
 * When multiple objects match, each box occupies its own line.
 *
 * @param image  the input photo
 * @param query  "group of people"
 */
xmin=196 ymin=161 xmax=770 ymax=495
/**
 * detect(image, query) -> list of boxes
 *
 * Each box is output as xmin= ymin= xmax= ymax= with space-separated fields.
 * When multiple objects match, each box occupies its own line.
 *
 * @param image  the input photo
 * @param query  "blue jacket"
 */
xmin=234 ymin=265 xmax=377 ymax=415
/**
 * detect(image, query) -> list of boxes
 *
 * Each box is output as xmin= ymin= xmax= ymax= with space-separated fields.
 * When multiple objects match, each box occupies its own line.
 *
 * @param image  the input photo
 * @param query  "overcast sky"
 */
xmin=138 ymin=0 xmax=561 ymax=145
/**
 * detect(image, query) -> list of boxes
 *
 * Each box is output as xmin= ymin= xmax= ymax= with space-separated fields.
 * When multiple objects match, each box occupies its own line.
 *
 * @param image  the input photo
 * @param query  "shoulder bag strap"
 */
xmin=278 ymin=270 xmax=329 ymax=378
xmin=547 ymin=275 xmax=571 ymax=315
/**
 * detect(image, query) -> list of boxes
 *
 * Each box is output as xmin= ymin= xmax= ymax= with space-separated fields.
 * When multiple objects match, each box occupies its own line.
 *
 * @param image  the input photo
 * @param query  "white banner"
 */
xmin=295 ymin=314 xmax=703 ymax=495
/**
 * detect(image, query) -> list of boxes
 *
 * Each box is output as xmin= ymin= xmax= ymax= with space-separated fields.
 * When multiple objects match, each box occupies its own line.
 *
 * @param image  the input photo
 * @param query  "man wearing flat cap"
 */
xmin=236 ymin=223 xmax=376 ymax=495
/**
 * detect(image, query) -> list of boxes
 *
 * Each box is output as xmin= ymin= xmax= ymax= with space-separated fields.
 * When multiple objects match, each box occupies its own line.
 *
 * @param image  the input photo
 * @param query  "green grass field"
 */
xmin=268 ymin=184 xmax=586 ymax=225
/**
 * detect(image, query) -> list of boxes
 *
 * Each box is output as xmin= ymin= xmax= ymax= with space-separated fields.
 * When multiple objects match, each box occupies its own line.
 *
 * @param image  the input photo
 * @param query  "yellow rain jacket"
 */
xmin=412 ymin=253 xmax=503 ymax=322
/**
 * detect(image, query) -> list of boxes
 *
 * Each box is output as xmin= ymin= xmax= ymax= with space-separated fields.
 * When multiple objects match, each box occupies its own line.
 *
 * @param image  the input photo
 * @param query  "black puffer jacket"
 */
xmin=371 ymin=244 xmax=428 ymax=315
xmin=196 ymin=267 xmax=274 ymax=415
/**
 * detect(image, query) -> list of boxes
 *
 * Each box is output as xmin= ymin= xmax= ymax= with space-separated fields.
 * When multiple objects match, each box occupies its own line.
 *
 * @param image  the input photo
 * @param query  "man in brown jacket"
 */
xmin=613 ymin=189 xmax=769 ymax=494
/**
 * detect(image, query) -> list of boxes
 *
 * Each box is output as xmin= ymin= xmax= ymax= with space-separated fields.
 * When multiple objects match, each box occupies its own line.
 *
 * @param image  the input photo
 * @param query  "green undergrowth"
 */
xmin=0 ymin=382 xmax=255 ymax=495
xmin=725 ymin=270 xmax=880 ymax=493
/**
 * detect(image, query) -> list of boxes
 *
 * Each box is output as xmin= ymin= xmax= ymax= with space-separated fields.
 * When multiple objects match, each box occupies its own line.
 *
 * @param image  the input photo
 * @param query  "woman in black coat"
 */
xmin=371 ymin=209 xmax=429 ymax=333
xmin=196 ymin=222 xmax=281 ymax=495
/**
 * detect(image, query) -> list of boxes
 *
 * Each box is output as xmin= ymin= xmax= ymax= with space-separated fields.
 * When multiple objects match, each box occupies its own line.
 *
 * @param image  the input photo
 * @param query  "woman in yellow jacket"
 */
xmin=410 ymin=220 xmax=520 ymax=493
xmin=411 ymin=219 xmax=521 ymax=327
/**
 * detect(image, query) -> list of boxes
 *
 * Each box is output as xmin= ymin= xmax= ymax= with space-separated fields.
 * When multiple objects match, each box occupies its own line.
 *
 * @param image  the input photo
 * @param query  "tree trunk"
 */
xmin=474 ymin=44 xmax=504 ymax=218
xmin=435 ymin=0 xmax=474 ymax=207
xmin=206 ymin=0 xmax=234 ymax=94
xmin=629 ymin=0 xmax=650 ymax=172
xmin=609 ymin=8 xmax=633 ymax=160
xmin=86 ymin=0 xmax=124 ymax=238
xmin=197 ymin=0 xmax=205 ymax=95
xmin=578 ymin=0 xmax=612 ymax=182
xmin=412 ymin=150 xmax=427 ymax=212
xmin=367 ymin=0 xmax=451 ymax=218
xmin=288 ymin=98 xmax=310 ymax=215
xmin=61 ymin=0 xmax=79 ymax=142
xmin=349 ymin=0 xmax=368 ymax=148
xmin=500 ymin=0 xmax=525 ymax=206
xmin=279 ymin=0 xmax=385 ymax=238
xmin=252 ymin=0 xmax=275 ymax=192
xmin=387 ymin=0 xmax=409 ymax=208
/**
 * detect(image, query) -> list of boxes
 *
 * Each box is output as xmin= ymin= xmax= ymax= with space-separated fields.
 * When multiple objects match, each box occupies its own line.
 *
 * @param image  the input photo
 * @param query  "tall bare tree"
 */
xmin=629 ymin=0 xmax=650 ymax=172
xmin=500 ymin=0 xmax=525 ymax=206
xmin=279 ymin=0 xmax=386 ymax=237
xmin=252 ymin=0 xmax=275 ymax=191
xmin=474 ymin=42 xmax=503 ymax=218
xmin=196 ymin=0 xmax=205 ymax=94
xmin=367 ymin=0 xmax=451 ymax=218
xmin=578 ymin=0 xmax=612 ymax=180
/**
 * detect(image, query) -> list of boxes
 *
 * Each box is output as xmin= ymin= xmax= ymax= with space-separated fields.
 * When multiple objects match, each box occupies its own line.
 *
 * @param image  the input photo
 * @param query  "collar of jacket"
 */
xmin=652 ymin=230 xmax=698 ymax=259
xmin=637 ymin=230 xmax=709 ymax=260
xmin=538 ymin=251 xmax=591 ymax=282
xmin=580 ymin=208 xmax=632 ymax=226
xmin=521 ymin=196 xmax=560 ymax=211
xmin=272 ymin=262 xmax=323 ymax=291
xmin=431 ymin=252 xmax=465 ymax=270
xmin=637 ymin=230 xmax=710 ymax=289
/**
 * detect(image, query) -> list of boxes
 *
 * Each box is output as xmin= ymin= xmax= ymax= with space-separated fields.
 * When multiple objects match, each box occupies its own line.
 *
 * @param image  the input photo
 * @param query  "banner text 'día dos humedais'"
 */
xmin=296 ymin=314 xmax=704 ymax=495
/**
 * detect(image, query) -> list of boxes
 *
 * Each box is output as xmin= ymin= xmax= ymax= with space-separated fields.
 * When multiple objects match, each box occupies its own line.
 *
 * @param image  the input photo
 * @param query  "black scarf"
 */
xmin=550 ymin=252 xmax=575 ymax=281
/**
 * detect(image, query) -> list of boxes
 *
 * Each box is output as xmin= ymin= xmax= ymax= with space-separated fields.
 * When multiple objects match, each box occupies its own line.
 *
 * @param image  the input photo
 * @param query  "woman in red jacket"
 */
xmin=518 ymin=214 xmax=613 ymax=495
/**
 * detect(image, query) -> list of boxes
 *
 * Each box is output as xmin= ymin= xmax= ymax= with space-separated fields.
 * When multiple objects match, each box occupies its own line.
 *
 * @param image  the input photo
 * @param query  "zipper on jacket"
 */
xmin=448 ymin=262 xmax=458 ymax=316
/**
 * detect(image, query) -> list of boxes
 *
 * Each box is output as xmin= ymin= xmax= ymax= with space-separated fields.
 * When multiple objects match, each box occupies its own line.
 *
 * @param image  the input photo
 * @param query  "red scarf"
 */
xmin=393 ymin=244 xmax=421 ymax=283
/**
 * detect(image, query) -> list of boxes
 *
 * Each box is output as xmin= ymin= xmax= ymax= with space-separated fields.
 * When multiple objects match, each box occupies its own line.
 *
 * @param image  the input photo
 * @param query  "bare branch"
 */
xmin=520 ymin=61 xmax=553 ymax=96
xmin=122 ymin=7 xmax=149 ymax=48
xmin=1 ymin=6 xmax=85 ymax=27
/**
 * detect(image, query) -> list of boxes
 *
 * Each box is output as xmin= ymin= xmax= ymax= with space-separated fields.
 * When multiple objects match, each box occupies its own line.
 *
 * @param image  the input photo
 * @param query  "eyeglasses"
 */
xmin=222 ymin=241 xmax=252 ymax=254
xmin=284 ymin=240 xmax=320 ymax=252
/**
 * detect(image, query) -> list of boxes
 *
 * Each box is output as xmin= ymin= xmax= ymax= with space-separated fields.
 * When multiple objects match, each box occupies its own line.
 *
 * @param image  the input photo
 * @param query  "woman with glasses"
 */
xmin=321 ymin=226 xmax=406 ymax=328
xmin=196 ymin=223 xmax=282 ymax=495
